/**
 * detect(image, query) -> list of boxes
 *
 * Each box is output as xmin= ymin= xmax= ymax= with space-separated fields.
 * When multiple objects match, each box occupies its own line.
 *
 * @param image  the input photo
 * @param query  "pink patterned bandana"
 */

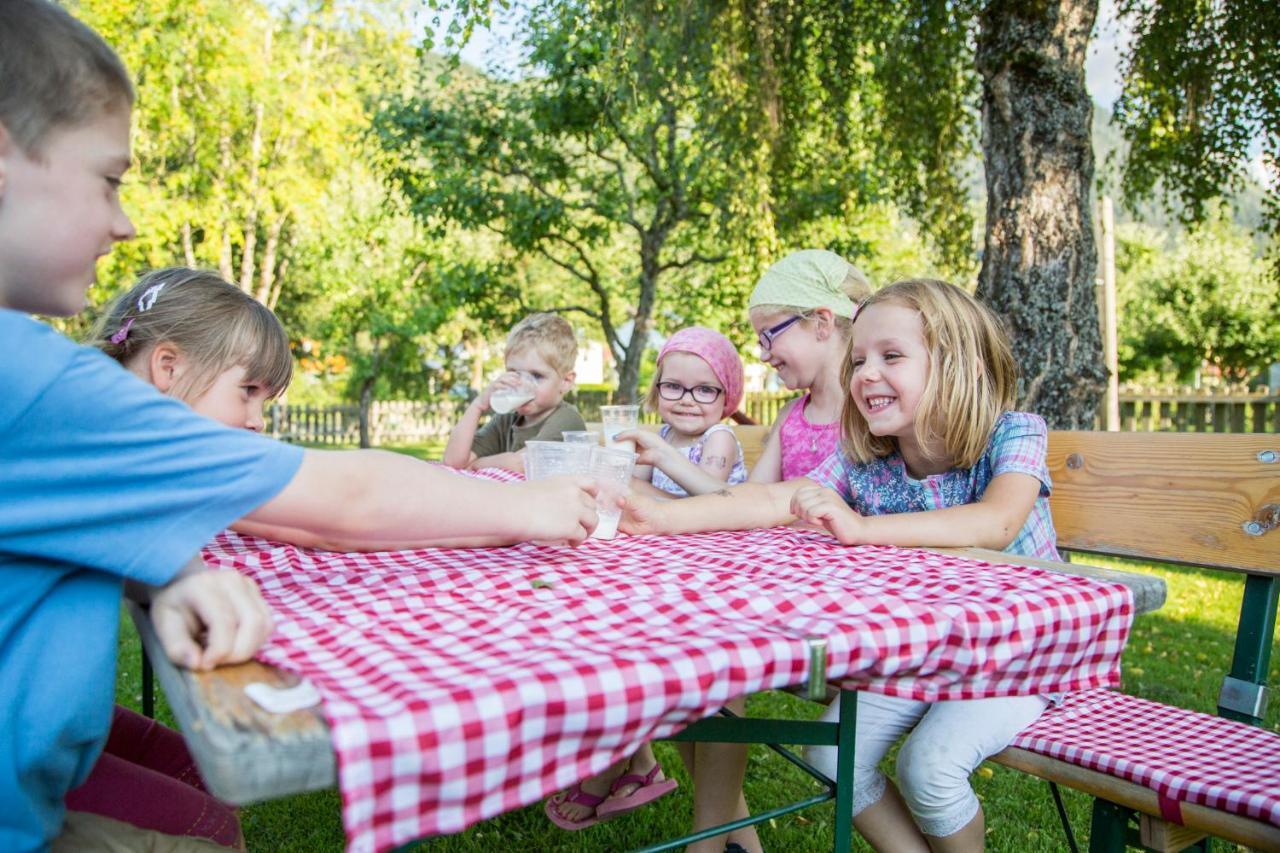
xmin=657 ymin=326 xmax=745 ymax=416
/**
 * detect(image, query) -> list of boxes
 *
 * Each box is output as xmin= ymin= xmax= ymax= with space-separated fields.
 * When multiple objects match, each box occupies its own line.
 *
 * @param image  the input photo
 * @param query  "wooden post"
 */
xmin=1100 ymin=196 xmax=1120 ymax=431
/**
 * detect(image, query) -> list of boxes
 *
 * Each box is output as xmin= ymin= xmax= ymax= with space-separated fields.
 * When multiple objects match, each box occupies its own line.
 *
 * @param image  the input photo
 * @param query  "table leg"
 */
xmin=832 ymin=689 xmax=857 ymax=851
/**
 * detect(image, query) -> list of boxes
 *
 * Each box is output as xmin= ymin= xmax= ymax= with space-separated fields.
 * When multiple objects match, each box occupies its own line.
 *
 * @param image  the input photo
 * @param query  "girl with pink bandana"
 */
xmin=543 ymin=328 xmax=746 ymax=833
xmin=627 ymin=326 xmax=748 ymax=497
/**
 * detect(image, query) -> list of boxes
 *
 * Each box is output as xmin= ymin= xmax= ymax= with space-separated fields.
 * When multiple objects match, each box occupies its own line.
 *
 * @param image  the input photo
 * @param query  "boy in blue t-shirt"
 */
xmin=0 ymin=4 xmax=601 ymax=849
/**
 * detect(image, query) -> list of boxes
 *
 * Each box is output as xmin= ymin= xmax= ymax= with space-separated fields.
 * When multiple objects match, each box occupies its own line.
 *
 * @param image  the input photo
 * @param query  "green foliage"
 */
xmin=1115 ymin=211 xmax=1280 ymax=382
xmin=1114 ymin=0 xmax=1280 ymax=260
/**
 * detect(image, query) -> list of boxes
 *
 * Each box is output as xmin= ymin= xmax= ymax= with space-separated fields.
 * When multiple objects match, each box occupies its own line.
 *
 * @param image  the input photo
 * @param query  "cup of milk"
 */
xmin=599 ymin=405 xmax=640 ymax=452
xmin=588 ymin=445 xmax=637 ymax=540
xmin=489 ymin=372 xmax=538 ymax=414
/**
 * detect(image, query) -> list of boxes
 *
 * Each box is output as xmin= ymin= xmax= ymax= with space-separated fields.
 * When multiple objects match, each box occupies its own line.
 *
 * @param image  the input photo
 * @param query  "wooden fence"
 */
xmin=266 ymin=400 xmax=456 ymax=446
xmin=266 ymin=387 xmax=1279 ymax=445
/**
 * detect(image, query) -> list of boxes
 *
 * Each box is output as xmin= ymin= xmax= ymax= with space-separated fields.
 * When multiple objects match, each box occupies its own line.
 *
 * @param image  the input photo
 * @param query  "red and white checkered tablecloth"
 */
xmin=201 ymin=484 xmax=1133 ymax=852
xmin=1012 ymin=688 xmax=1280 ymax=828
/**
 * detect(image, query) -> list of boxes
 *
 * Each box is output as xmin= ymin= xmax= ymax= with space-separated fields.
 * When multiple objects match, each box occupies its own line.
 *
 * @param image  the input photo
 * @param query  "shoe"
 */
xmin=594 ymin=763 xmax=679 ymax=820
xmin=544 ymin=782 xmax=607 ymax=831
xmin=724 ymin=844 xmax=750 ymax=853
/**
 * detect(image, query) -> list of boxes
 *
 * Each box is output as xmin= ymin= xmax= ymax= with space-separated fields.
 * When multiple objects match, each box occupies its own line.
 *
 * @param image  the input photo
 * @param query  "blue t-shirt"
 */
xmin=0 ymin=309 xmax=303 ymax=851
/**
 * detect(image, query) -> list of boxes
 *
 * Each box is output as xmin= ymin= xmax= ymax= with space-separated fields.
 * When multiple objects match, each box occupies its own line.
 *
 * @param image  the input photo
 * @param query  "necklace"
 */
xmin=811 ymin=434 xmax=818 ymax=452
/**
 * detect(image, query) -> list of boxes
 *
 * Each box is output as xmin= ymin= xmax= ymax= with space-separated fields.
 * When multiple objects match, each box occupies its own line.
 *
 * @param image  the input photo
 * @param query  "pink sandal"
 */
xmin=595 ymin=763 xmax=679 ymax=819
xmin=544 ymin=782 xmax=607 ymax=830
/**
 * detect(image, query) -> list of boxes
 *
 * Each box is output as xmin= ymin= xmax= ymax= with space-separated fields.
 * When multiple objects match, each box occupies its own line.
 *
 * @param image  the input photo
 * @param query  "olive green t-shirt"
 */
xmin=471 ymin=401 xmax=587 ymax=458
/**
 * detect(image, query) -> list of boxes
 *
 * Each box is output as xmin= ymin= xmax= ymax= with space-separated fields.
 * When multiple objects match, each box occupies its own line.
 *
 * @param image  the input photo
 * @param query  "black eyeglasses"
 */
xmin=757 ymin=314 xmax=803 ymax=351
xmin=657 ymin=381 xmax=724 ymax=404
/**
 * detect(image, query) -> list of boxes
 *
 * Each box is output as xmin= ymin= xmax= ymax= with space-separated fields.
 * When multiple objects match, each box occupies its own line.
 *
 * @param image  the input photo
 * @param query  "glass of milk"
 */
xmin=588 ymin=446 xmax=637 ymax=540
xmin=599 ymin=405 xmax=640 ymax=452
xmin=489 ymin=372 xmax=539 ymax=415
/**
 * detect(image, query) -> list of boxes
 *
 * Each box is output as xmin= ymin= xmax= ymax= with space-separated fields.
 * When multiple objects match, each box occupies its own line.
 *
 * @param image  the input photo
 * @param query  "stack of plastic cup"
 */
xmin=599 ymin=405 xmax=640 ymax=452
xmin=524 ymin=440 xmax=592 ymax=480
xmin=589 ymin=445 xmax=637 ymax=540
xmin=561 ymin=430 xmax=602 ymax=445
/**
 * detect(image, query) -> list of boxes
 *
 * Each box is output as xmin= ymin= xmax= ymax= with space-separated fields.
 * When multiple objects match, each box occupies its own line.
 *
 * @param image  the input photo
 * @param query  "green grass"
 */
xmin=114 ymin=445 xmax=1279 ymax=851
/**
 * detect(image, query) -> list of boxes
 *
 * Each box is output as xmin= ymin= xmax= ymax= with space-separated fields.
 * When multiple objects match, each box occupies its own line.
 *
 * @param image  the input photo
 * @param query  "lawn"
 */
xmin=114 ymin=441 xmax=1277 ymax=851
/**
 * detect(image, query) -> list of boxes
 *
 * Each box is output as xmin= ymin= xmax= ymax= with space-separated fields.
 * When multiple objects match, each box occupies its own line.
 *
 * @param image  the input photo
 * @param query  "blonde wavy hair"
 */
xmin=505 ymin=312 xmax=578 ymax=376
xmin=840 ymin=279 xmax=1017 ymax=469
xmin=89 ymin=268 xmax=293 ymax=404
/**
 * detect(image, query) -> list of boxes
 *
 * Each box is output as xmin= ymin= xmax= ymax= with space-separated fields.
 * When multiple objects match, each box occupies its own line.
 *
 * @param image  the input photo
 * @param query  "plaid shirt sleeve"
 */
xmin=803 ymin=448 xmax=857 ymax=503
xmin=990 ymin=412 xmax=1052 ymax=496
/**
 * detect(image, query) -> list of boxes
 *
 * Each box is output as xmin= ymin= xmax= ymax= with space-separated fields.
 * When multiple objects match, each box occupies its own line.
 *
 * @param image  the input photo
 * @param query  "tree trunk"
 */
xmin=358 ymin=375 xmax=375 ymax=449
xmin=975 ymin=0 xmax=1106 ymax=428
xmin=616 ymin=235 xmax=663 ymax=403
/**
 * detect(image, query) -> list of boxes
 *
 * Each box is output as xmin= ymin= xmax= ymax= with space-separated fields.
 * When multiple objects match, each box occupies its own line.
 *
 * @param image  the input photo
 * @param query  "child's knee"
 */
xmin=895 ymin=736 xmax=973 ymax=815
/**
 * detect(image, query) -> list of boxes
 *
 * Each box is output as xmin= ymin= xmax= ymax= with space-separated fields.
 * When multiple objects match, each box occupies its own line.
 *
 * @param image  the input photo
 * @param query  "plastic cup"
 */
xmin=589 ymin=445 xmax=637 ymax=540
xmin=600 ymin=404 xmax=640 ymax=452
xmin=489 ymin=372 xmax=539 ymax=415
xmin=524 ymin=440 xmax=592 ymax=480
xmin=561 ymin=430 xmax=602 ymax=445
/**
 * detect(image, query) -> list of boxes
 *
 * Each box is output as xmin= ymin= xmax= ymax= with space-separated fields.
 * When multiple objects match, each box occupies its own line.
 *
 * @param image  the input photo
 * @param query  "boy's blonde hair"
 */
xmin=840 ymin=279 xmax=1017 ymax=469
xmin=89 ymin=268 xmax=293 ymax=404
xmin=0 ymin=0 xmax=134 ymax=157
xmin=505 ymin=312 xmax=578 ymax=376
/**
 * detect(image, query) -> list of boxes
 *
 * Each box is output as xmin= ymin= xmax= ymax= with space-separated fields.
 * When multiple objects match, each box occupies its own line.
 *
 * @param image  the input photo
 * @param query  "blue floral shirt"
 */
xmin=804 ymin=411 xmax=1060 ymax=560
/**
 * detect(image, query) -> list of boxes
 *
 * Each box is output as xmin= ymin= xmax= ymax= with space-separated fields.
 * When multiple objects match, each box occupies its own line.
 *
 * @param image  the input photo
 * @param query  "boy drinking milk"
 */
xmin=444 ymin=312 xmax=587 ymax=471
xmin=0 ymin=3 xmax=598 ymax=849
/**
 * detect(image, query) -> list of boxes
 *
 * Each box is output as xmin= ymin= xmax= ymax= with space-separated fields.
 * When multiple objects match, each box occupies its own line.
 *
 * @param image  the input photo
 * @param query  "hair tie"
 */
xmin=109 ymin=317 xmax=134 ymax=345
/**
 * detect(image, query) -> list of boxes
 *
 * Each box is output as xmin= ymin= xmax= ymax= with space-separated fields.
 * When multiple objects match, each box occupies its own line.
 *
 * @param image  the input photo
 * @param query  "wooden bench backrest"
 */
xmin=1046 ymin=431 xmax=1280 ymax=575
xmin=586 ymin=422 xmax=771 ymax=470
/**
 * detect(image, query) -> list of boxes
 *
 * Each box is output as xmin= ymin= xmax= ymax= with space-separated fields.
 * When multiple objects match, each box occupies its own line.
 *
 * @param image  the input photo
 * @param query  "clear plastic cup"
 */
xmin=589 ymin=445 xmax=637 ymax=540
xmin=600 ymin=404 xmax=640 ymax=452
xmin=489 ymin=372 xmax=539 ymax=415
xmin=561 ymin=430 xmax=602 ymax=445
xmin=523 ymin=441 xmax=592 ymax=480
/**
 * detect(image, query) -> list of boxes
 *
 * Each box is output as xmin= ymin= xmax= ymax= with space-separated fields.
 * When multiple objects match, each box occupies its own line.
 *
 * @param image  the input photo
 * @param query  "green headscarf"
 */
xmin=747 ymin=249 xmax=859 ymax=318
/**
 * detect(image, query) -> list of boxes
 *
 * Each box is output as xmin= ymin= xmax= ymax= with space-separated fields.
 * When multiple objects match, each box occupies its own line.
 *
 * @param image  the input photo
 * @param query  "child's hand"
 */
xmin=619 ymin=492 xmax=671 ymax=536
xmin=790 ymin=486 xmax=865 ymax=545
xmin=616 ymin=429 xmax=676 ymax=468
xmin=473 ymin=371 xmax=524 ymax=413
xmin=151 ymin=568 xmax=273 ymax=671
xmin=516 ymin=475 xmax=601 ymax=545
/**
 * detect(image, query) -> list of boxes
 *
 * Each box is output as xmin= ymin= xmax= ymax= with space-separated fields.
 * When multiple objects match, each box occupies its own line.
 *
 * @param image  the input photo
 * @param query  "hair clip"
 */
xmin=137 ymin=282 xmax=166 ymax=312
xmin=109 ymin=317 xmax=134 ymax=345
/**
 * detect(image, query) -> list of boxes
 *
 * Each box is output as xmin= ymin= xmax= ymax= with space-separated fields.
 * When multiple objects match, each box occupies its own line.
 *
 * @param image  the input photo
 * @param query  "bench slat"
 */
xmin=1046 ymin=431 xmax=1280 ymax=575
xmin=990 ymin=747 xmax=1280 ymax=851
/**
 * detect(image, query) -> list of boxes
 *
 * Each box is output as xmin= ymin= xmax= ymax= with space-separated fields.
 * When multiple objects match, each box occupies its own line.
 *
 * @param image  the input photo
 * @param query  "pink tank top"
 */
xmin=778 ymin=393 xmax=841 ymax=480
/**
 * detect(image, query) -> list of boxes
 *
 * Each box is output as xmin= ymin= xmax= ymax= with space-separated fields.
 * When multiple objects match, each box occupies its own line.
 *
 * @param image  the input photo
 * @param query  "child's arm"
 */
xmin=243 ymin=451 xmax=599 ymax=548
xmin=442 ymin=399 xmax=486 ymax=469
xmin=790 ymin=471 xmax=1043 ymax=549
xmin=443 ymin=376 xmax=517 ymax=468
xmin=618 ymin=428 xmax=741 ymax=497
xmin=622 ymin=479 xmax=808 ymax=536
xmin=746 ymin=402 xmax=790 ymax=483
xmin=468 ymin=451 xmax=525 ymax=473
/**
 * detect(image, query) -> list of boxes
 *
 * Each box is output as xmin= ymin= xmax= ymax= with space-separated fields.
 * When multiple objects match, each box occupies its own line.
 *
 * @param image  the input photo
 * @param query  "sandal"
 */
xmin=594 ymin=763 xmax=679 ymax=820
xmin=544 ymin=782 xmax=607 ymax=831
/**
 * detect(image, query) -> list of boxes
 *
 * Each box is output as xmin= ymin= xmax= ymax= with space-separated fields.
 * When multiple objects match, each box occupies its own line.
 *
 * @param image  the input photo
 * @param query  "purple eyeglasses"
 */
xmin=756 ymin=314 xmax=803 ymax=352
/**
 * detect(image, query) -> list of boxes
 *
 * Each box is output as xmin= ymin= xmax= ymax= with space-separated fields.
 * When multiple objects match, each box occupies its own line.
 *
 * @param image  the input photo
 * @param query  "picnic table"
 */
xmin=131 ymin=489 xmax=1165 ymax=853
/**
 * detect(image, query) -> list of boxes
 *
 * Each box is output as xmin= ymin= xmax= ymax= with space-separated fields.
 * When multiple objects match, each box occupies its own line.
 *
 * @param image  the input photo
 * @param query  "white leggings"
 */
xmin=806 ymin=692 xmax=1048 ymax=838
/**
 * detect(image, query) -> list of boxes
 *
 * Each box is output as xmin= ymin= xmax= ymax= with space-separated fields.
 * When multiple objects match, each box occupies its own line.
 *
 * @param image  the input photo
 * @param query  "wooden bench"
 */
xmin=989 ymin=432 xmax=1280 ymax=852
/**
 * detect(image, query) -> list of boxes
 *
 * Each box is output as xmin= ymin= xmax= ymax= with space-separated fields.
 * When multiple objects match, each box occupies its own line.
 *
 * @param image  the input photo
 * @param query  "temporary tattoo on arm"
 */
xmin=703 ymin=454 xmax=728 ymax=470
xmin=713 ymin=489 xmax=733 ymax=498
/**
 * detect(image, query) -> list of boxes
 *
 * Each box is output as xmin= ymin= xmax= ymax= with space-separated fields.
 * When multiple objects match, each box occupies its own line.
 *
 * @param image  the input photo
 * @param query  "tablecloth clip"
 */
xmin=805 ymin=635 xmax=829 ymax=702
xmin=244 ymin=678 xmax=322 ymax=714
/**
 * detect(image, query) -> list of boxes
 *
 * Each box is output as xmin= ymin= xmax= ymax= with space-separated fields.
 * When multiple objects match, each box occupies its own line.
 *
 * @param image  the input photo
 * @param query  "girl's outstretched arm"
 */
xmin=622 ymin=478 xmax=810 ymax=536
xmin=619 ymin=428 xmax=741 ymax=496
xmin=243 ymin=449 xmax=599 ymax=548
xmin=791 ymin=471 xmax=1042 ymax=550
